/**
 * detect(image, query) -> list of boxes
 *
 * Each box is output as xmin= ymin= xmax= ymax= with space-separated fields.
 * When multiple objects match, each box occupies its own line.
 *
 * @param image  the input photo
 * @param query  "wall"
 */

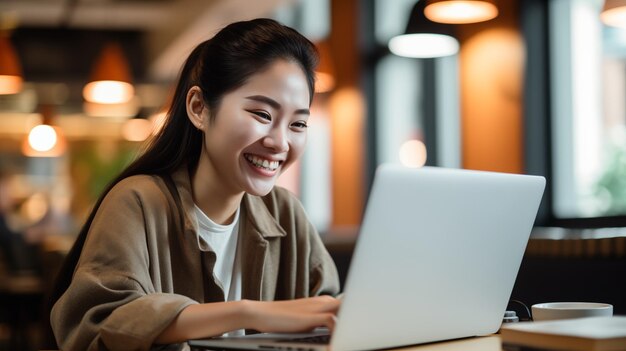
xmin=458 ymin=0 xmax=524 ymax=173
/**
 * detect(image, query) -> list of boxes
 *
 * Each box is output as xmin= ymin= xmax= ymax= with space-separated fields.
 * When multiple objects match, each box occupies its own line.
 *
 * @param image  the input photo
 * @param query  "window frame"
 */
xmin=522 ymin=0 xmax=626 ymax=228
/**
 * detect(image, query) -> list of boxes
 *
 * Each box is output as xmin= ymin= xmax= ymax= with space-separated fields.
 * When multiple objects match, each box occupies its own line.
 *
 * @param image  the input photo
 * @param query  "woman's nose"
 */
xmin=262 ymin=126 xmax=289 ymax=152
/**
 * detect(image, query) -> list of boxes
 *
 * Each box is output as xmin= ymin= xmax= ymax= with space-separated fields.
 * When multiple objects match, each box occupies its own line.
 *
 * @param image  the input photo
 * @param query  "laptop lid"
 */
xmin=330 ymin=165 xmax=545 ymax=351
xmin=189 ymin=165 xmax=545 ymax=351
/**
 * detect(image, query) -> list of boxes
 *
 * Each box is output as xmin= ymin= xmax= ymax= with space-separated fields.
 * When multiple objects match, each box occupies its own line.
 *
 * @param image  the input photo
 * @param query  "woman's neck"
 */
xmin=191 ymin=155 xmax=243 ymax=225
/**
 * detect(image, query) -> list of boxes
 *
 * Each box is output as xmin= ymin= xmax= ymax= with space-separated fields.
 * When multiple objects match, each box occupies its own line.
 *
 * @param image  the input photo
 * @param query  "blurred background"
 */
xmin=0 ymin=0 xmax=625 ymax=349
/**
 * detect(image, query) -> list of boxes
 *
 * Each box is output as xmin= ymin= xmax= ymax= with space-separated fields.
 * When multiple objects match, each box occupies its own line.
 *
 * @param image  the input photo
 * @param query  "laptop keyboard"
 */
xmin=280 ymin=334 xmax=331 ymax=344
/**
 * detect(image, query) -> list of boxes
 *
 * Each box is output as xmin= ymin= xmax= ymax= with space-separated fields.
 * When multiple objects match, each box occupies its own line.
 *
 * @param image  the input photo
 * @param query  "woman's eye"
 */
xmin=252 ymin=111 xmax=271 ymax=121
xmin=292 ymin=121 xmax=308 ymax=129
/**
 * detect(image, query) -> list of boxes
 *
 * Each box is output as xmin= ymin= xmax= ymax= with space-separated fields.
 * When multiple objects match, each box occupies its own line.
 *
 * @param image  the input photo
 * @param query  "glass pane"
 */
xmin=550 ymin=0 xmax=626 ymax=218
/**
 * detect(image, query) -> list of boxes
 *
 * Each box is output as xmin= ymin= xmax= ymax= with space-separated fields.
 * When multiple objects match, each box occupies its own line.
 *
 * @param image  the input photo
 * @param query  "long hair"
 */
xmin=44 ymin=18 xmax=318 ymax=348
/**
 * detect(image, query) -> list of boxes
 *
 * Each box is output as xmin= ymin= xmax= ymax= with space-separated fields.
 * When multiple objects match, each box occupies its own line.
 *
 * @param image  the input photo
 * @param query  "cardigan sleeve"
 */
xmin=50 ymin=178 xmax=197 ymax=351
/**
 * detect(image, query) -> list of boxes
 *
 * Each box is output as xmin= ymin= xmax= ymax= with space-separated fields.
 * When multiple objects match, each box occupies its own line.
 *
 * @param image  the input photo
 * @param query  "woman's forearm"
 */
xmin=156 ymin=296 xmax=340 ymax=344
xmin=155 ymin=300 xmax=251 ymax=344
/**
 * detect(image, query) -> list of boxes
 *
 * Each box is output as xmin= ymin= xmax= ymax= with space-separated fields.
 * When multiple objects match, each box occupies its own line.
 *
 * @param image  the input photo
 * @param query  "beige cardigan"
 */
xmin=51 ymin=167 xmax=340 ymax=351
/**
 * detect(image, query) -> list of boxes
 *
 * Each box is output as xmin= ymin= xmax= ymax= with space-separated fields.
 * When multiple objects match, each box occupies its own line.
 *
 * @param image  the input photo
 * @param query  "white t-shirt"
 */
xmin=194 ymin=205 xmax=244 ymax=336
xmin=194 ymin=205 xmax=242 ymax=304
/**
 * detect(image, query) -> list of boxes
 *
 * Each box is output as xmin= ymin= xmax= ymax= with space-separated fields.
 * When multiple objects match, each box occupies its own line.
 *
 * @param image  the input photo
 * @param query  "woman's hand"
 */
xmin=156 ymin=295 xmax=341 ymax=344
xmin=244 ymin=295 xmax=341 ymax=333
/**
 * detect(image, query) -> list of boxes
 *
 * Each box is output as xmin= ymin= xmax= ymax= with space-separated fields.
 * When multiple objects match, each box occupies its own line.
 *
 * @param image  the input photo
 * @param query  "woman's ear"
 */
xmin=186 ymin=86 xmax=206 ymax=130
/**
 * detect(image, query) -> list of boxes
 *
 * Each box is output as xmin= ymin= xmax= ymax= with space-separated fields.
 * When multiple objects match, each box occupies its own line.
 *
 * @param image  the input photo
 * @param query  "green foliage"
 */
xmin=595 ymin=145 xmax=626 ymax=216
xmin=71 ymin=141 xmax=138 ymax=202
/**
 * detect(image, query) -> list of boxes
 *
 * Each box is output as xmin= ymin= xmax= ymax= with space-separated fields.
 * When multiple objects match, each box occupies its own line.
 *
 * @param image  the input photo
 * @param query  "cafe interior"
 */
xmin=0 ymin=0 xmax=625 ymax=349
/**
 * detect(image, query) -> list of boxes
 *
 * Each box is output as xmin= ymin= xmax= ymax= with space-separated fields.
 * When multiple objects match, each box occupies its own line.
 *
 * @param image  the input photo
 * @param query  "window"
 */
xmin=549 ymin=0 xmax=626 ymax=219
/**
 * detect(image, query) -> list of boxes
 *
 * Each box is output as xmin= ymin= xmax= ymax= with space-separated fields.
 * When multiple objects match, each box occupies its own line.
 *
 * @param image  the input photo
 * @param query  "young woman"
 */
xmin=50 ymin=18 xmax=341 ymax=351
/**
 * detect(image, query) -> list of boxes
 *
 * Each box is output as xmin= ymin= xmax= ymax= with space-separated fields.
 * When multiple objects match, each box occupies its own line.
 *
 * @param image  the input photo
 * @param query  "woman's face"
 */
xmin=199 ymin=59 xmax=310 ymax=196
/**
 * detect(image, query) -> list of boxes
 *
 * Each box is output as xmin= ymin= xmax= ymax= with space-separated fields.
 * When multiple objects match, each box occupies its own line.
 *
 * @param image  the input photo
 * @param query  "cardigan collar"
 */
xmin=170 ymin=166 xmax=286 ymax=239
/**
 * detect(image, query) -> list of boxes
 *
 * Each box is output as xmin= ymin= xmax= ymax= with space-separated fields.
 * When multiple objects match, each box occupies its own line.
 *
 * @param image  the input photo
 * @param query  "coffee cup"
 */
xmin=531 ymin=302 xmax=613 ymax=321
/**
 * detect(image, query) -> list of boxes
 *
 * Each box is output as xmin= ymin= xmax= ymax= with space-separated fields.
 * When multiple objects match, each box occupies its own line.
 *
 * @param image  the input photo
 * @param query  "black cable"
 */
xmin=508 ymin=299 xmax=533 ymax=321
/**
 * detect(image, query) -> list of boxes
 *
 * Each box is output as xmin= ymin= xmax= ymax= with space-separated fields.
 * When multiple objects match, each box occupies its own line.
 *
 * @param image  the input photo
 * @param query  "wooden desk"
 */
xmin=393 ymin=335 xmax=502 ymax=351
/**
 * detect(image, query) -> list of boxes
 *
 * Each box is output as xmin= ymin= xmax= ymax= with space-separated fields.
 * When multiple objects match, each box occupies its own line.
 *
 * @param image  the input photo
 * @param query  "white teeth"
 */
xmin=245 ymin=154 xmax=280 ymax=171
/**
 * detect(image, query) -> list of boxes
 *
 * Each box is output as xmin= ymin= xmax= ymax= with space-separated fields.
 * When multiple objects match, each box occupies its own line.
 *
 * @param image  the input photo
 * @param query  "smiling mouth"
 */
xmin=244 ymin=154 xmax=281 ymax=171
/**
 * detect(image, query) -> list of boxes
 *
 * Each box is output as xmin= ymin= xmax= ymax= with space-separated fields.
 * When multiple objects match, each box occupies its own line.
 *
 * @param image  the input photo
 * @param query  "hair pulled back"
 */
xmin=159 ymin=18 xmax=318 ymax=174
xmin=45 ymin=19 xmax=318 ymax=347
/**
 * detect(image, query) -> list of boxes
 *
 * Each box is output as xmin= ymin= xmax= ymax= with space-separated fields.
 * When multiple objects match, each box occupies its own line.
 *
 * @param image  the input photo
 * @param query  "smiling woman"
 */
xmin=47 ymin=18 xmax=340 ymax=351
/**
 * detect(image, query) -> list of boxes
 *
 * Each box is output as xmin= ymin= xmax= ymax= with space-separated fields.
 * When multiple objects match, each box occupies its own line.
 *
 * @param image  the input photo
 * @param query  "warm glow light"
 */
xmin=314 ymin=41 xmax=336 ymax=93
xmin=84 ymin=42 xmax=134 ymax=105
xmin=0 ymin=75 xmax=23 ymax=95
xmin=83 ymin=80 xmax=135 ymax=104
xmin=389 ymin=33 xmax=459 ymax=58
xmin=601 ymin=1 xmax=626 ymax=28
xmin=83 ymin=96 xmax=141 ymax=118
xmin=122 ymin=118 xmax=153 ymax=142
xmin=328 ymin=87 xmax=366 ymax=226
xmin=315 ymin=72 xmax=335 ymax=93
xmin=23 ymin=124 xmax=67 ymax=157
xmin=425 ymin=1 xmax=498 ymax=24
xmin=20 ymin=193 xmax=49 ymax=223
xmin=0 ymin=35 xmax=23 ymax=95
xmin=149 ymin=111 xmax=167 ymax=135
xmin=28 ymin=124 xmax=57 ymax=152
xmin=399 ymin=139 xmax=427 ymax=168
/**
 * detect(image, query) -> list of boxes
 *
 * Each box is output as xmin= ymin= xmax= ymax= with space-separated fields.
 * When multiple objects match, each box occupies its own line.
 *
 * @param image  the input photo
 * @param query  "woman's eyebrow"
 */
xmin=245 ymin=95 xmax=310 ymax=115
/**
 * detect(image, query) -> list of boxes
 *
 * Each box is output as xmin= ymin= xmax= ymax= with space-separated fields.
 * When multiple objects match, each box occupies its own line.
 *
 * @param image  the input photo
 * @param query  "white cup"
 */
xmin=531 ymin=302 xmax=613 ymax=321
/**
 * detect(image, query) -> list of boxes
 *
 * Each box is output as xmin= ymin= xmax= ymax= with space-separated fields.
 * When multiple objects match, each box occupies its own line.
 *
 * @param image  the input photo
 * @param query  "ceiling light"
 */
xmin=0 ymin=34 xmax=23 ymax=95
xmin=389 ymin=33 xmax=459 ymax=58
xmin=425 ymin=0 xmax=498 ymax=24
xmin=22 ymin=105 xmax=67 ymax=157
xmin=28 ymin=124 xmax=57 ymax=152
xmin=389 ymin=1 xmax=459 ymax=58
xmin=83 ymin=96 xmax=141 ymax=118
xmin=83 ymin=42 xmax=135 ymax=104
xmin=23 ymin=124 xmax=67 ymax=157
xmin=601 ymin=0 xmax=626 ymax=29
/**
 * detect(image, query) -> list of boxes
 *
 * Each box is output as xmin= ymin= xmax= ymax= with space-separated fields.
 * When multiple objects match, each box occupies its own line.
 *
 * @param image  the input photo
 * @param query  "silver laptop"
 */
xmin=189 ymin=164 xmax=546 ymax=351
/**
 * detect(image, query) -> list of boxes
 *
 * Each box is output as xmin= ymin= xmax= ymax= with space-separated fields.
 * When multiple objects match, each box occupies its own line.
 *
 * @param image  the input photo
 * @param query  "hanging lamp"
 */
xmin=389 ymin=0 xmax=459 ymax=58
xmin=0 ymin=33 xmax=23 ymax=95
xmin=22 ymin=104 xmax=67 ymax=157
xmin=601 ymin=0 xmax=626 ymax=28
xmin=83 ymin=42 xmax=135 ymax=104
xmin=424 ymin=0 xmax=498 ymax=24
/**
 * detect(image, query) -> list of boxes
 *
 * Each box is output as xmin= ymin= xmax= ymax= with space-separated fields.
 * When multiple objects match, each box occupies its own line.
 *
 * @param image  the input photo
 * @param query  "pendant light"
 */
xmin=601 ymin=0 xmax=626 ymax=28
xmin=83 ymin=42 xmax=135 ymax=104
xmin=389 ymin=0 xmax=459 ymax=58
xmin=22 ymin=105 xmax=67 ymax=157
xmin=0 ymin=33 xmax=23 ymax=95
xmin=424 ymin=0 xmax=498 ymax=24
